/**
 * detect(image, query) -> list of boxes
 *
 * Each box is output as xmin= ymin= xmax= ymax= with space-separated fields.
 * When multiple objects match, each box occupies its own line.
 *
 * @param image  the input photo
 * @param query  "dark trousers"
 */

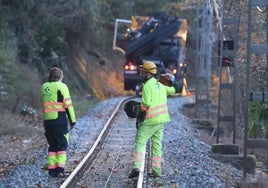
xmin=44 ymin=124 xmax=68 ymax=176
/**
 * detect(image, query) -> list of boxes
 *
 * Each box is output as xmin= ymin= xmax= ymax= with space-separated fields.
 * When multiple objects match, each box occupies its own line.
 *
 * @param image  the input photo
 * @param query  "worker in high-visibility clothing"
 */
xmin=129 ymin=61 xmax=180 ymax=178
xmin=41 ymin=67 xmax=76 ymax=178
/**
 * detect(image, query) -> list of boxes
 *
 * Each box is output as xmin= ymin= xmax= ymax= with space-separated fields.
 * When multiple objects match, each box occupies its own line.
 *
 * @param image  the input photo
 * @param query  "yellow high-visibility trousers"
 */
xmin=132 ymin=123 xmax=163 ymax=175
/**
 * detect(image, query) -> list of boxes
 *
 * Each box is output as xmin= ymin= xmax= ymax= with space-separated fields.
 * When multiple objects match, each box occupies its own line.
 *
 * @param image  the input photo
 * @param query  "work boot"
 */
xmin=56 ymin=172 xmax=67 ymax=178
xmin=54 ymin=167 xmax=66 ymax=178
xmin=128 ymin=168 xmax=139 ymax=178
xmin=56 ymin=167 xmax=64 ymax=174
xmin=48 ymin=169 xmax=58 ymax=177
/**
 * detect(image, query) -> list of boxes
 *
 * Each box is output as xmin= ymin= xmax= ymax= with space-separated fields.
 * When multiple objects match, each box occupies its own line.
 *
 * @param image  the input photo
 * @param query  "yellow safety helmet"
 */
xmin=139 ymin=61 xmax=157 ymax=75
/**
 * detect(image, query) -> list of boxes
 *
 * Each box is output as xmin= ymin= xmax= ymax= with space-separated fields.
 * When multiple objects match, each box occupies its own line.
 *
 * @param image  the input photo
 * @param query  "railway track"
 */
xmin=59 ymin=96 xmax=148 ymax=188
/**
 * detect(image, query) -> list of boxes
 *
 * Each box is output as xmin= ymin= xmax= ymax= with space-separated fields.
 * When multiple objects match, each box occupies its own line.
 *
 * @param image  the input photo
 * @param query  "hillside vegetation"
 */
xmin=1 ymin=0 xmax=266 ymax=141
xmin=0 ymin=0 xmax=197 ymax=135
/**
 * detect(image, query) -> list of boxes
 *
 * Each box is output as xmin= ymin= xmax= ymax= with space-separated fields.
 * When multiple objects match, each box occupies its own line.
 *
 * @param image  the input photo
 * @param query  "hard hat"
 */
xmin=124 ymin=100 xmax=140 ymax=118
xmin=140 ymin=61 xmax=157 ymax=75
xmin=48 ymin=67 xmax=63 ymax=82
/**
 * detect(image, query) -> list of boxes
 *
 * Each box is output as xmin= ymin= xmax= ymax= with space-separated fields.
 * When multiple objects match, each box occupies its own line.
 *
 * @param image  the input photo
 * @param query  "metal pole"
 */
xmin=265 ymin=6 xmax=268 ymax=171
xmin=216 ymin=0 xmax=224 ymax=144
xmin=244 ymin=0 xmax=253 ymax=178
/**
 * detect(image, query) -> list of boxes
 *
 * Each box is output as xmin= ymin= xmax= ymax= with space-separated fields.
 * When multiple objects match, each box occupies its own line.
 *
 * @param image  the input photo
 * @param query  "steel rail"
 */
xmin=60 ymin=96 xmax=146 ymax=188
xmin=137 ymin=146 xmax=146 ymax=188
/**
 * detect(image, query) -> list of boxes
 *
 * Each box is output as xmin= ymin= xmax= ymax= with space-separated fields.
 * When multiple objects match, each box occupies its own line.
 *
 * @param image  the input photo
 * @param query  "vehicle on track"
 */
xmin=113 ymin=11 xmax=188 ymax=95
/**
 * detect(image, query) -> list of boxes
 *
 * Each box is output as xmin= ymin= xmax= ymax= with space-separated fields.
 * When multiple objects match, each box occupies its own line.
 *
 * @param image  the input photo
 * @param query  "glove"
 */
xmin=135 ymin=119 xmax=140 ymax=129
xmin=166 ymin=73 xmax=175 ymax=83
xmin=159 ymin=73 xmax=174 ymax=86
xmin=70 ymin=122 xmax=76 ymax=129
xmin=136 ymin=111 xmax=146 ymax=129
xmin=159 ymin=73 xmax=176 ymax=86
xmin=171 ymin=80 xmax=182 ymax=94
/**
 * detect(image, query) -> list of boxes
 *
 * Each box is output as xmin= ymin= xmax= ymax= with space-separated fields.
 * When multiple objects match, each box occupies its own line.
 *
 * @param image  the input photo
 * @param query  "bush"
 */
xmin=249 ymin=101 xmax=268 ymax=138
xmin=0 ymin=111 xmax=24 ymax=136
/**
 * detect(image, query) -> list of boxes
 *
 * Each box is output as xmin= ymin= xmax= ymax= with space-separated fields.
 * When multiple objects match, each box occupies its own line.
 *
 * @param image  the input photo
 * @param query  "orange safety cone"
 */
xmin=181 ymin=86 xmax=187 ymax=96
xmin=181 ymin=78 xmax=187 ymax=96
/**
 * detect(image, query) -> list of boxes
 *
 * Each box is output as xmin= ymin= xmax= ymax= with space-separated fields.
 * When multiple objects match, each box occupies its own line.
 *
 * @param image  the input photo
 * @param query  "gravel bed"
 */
xmin=158 ymin=96 xmax=243 ymax=188
xmin=0 ymin=96 xmax=126 ymax=188
xmin=0 ymin=95 xmax=244 ymax=188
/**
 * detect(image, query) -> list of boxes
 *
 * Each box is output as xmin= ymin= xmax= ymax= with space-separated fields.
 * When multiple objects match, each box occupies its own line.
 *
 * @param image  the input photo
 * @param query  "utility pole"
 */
xmin=195 ymin=1 xmax=213 ymax=119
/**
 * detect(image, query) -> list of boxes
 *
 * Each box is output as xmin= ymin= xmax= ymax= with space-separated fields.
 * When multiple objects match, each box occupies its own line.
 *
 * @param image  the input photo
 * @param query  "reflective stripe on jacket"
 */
xmin=140 ymin=77 xmax=175 ymax=126
xmin=41 ymin=81 xmax=76 ymax=124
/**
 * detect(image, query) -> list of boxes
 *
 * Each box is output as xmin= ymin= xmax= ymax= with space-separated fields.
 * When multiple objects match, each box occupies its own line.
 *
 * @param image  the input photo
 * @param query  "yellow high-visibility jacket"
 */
xmin=41 ymin=81 xmax=76 ymax=125
xmin=140 ymin=77 xmax=175 ymax=126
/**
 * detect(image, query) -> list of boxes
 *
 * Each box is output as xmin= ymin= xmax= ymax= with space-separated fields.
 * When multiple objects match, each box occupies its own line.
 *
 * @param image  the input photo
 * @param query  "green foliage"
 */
xmin=249 ymin=101 xmax=268 ymax=138
xmin=0 ymin=40 xmax=17 ymax=109
xmin=0 ymin=38 xmax=41 ymax=111
xmin=0 ymin=0 xmax=193 ymax=136
xmin=252 ymin=7 xmax=267 ymax=39
xmin=131 ymin=0 xmax=178 ymax=15
xmin=35 ymin=21 xmax=66 ymax=63
xmin=72 ymin=95 xmax=95 ymax=118
xmin=0 ymin=111 xmax=23 ymax=136
xmin=0 ymin=0 xmax=186 ymax=66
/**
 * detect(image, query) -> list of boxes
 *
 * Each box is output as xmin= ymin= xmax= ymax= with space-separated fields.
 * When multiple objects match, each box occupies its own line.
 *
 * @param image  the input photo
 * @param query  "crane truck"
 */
xmin=113 ymin=11 xmax=188 ymax=95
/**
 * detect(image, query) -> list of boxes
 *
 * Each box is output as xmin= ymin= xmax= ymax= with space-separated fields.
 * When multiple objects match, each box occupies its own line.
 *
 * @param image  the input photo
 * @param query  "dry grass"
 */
xmin=0 ymin=110 xmax=42 ymax=137
xmin=72 ymin=95 xmax=96 ymax=117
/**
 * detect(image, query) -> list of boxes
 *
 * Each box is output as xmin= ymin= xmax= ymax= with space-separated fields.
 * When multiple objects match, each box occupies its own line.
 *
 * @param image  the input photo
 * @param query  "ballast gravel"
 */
xmin=0 ymin=95 xmax=245 ymax=188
